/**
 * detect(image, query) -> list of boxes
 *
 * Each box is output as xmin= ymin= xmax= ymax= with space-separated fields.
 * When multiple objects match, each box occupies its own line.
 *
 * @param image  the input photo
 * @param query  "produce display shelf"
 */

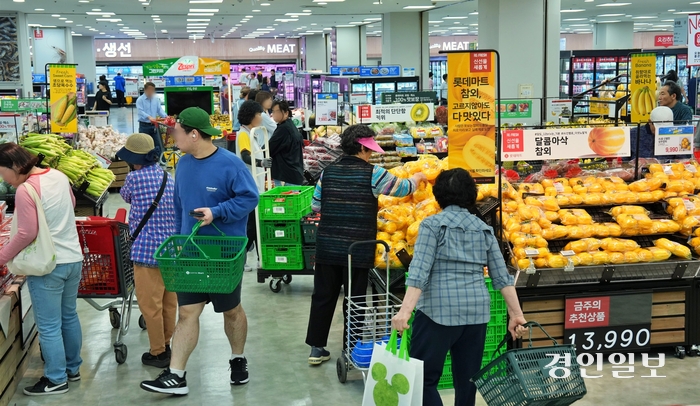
xmin=544 ymin=234 xmax=689 ymax=253
xmin=513 ymin=260 xmax=700 ymax=288
xmin=72 ymin=180 xmax=112 ymax=206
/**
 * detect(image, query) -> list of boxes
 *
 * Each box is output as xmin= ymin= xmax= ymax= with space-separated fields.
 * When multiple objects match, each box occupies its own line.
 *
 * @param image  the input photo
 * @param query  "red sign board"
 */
xmin=502 ymin=129 xmax=524 ymax=154
xmin=470 ymin=52 xmax=492 ymax=73
xmin=597 ymin=57 xmax=617 ymax=63
xmin=565 ymin=296 xmax=611 ymax=329
xmin=573 ymin=57 xmax=594 ymax=63
xmin=33 ymin=29 xmax=43 ymax=39
xmin=619 ymin=56 xmax=629 ymax=63
xmin=358 ymin=105 xmax=372 ymax=120
xmin=654 ymin=34 xmax=674 ymax=47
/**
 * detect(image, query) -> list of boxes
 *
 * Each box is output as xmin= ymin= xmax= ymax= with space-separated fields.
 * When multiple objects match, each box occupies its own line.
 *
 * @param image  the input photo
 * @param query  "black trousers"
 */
xmin=410 ymin=310 xmax=487 ymax=406
xmin=115 ymin=90 xmax=125 ymax=107
xmin=245 ymin=211 xmax=257 ymax=256
xmin=305 ymin=263 xmax=369 ymax=350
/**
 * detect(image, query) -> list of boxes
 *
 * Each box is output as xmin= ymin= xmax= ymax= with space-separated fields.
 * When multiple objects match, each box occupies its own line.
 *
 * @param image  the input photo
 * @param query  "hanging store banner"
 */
xmin=630 ymin=53 xmax=657 ymax=123
xmin=356 ymin=103 xmax=434 ymax=124
xmin=143 ymin=57 xmax=230 ymax=77
xmin=0 ymin=99 xmax=48 ymax=113
xmin=688 ymin=15 xmax=700 ymax=66
xmin=32 ymin=28 xmax=67 ymax=77
xmin=49 ymin=64 xmax=78 ymax=133
xmin=675 ymin=18 xmax=689 ymax=46
xmin=654 ymin=125 xmax=695 ymax=156
xmin=446 ymin=51 xmax=497 ymax=183
xmin=315 ymin=93 xmax=339 ymax=125
xmin=501 ymin=127 xmax=631 ymax=161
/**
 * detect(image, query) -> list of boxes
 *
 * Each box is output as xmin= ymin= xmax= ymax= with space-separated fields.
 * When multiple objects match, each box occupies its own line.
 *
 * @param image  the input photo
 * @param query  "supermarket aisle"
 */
xmin=101 ymin=107 xmax=140 ymax=136
xmin=8 ymin=194 xmax=700 ymax=405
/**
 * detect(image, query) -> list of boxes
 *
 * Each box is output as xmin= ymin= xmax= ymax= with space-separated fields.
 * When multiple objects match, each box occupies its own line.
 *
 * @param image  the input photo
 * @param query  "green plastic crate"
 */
xmin=261 ymin=244 xmax=304 ymax=270
xmin=260 ymin=220 xmax=302 ymax=244
xmin=438 ymin=363 xmax=453 ymax=390
xmin=259 ymin=186 xmax=313 ymax=221
xmin=303 ymin=247 xmax=316 ymax=270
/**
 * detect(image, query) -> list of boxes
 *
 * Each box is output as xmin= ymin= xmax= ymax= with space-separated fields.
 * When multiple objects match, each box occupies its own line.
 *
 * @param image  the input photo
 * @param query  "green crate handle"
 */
xmin=177 ymin=221 xmax=227 ymax=261
xmin=386 ymin=329 xmax=410 ymax=361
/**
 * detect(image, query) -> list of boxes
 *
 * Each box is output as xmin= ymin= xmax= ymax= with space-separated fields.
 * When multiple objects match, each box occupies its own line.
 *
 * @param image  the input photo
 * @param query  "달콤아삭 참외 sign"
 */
xmin=501 ymin=126 xmax=631 ymax=161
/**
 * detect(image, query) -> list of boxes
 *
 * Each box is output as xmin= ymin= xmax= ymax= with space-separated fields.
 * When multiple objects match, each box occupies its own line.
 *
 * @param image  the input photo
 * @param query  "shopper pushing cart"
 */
xmin=140 ymin=107 xmax=259 ymax=396
xmin=304 ymin=125 xmax=426 ymax=366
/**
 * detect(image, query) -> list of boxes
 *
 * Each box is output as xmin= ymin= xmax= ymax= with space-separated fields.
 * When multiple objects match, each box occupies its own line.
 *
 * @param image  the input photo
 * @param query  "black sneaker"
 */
xmin=142 ymin=351 xmax=171 ymax=368
xmin=67 ymin=372 xmax=81 ymax=382
xmin=23 ymin=377 xmax=69 ymax=396
xmin=140 ymin=369 xmax=188 ymax=395
xmin=308 ymin=347 xmax=331 ymax=365
xmin=229 ymin=357 xmax=249 ymax=385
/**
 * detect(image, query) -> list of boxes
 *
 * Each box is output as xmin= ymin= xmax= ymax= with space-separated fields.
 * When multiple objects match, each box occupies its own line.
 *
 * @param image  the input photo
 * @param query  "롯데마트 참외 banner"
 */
xmin=501 ymin=127 xmax=631 ymax=161
xmin=630 ymin=53 xmax=657 ymax=122
xmin=447 ymin=51 xmax=496 ymax=183
xmin=315 ymin=93 xmax=339 ymax=125
xmin=654 ymin=125 xmax=695 ymax=156
xmin=49 ymin=64 xmax=77 ymax=133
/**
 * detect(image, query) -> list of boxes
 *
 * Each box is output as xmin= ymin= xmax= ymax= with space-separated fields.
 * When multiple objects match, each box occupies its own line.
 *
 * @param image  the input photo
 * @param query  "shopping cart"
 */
xmin=336 ymin=240 xmax=402 ymax=383
xmin=472 ymin=321 xmax=587 ymax=406
xmin=157 ymin=120 xmax=182 ymax=169
xmin=76 ymin=209 xmax=135 ymax=364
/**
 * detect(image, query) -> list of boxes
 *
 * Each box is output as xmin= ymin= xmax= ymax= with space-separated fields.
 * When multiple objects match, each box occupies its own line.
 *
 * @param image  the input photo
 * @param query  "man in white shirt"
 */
xmin=238 ymin=68 xmax=249 ymax=85
xmin=440 ymin=73 xmax=448 ymax=106
xmin=247 ymin=73 xmax=259 ymax=90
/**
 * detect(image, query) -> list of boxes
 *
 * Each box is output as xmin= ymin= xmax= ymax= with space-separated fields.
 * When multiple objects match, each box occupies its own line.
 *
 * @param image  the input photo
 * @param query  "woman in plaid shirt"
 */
xmin=118 ymin=133 xmax=176 ymax=368
xmin=392 ymin=168 xmax=528 ymax=406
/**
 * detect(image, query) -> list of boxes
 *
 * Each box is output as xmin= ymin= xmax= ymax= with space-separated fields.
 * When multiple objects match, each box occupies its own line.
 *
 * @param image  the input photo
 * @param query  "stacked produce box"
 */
xmin=437 ymin=278 xmax=508 ymax=390
xmin=259 ymin=186 xmax=314 ymax=271
xmin=301 ymin=213 xmax=320 ymax=271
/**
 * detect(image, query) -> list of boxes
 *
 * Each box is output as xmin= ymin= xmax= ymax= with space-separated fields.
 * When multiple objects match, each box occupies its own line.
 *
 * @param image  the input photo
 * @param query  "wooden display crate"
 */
xmin=521 ymin=290 xmax=687 ymax=348
xmin=109 ymin=160 xmax=130 ymax=189
xmin=0 ymin=279 xmax=38 ymax=406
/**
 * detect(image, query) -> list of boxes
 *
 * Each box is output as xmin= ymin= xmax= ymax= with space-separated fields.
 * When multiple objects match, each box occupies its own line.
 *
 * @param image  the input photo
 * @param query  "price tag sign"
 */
xmin=564 ymin=293 xmax=652 ymax=354
xmin=273 ymin=207 xmax=285 ymax=214
xmin=274 ymin=230 xmax=285 ymax=238
xmin=275 ymin=256 xmax=288 ymax=264
xmin=654 ymin=125 xmax=694 ymax=156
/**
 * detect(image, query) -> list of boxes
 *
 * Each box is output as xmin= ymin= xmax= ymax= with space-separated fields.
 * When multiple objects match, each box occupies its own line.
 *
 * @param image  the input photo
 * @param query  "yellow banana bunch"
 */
xmin=51 ymin=92 xmax=78 ymax=126
xmin=630 ymin=86 xmax=656 ymax=117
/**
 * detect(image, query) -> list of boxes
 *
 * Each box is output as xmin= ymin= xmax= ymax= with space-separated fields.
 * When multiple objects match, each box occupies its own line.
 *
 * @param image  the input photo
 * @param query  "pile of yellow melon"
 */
xmin=375 ymin=156 xmax=448 ymax=268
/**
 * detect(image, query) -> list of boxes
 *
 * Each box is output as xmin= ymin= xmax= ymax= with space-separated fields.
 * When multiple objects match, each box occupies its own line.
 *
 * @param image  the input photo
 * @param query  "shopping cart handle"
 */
xmin=348 ymin=240 xmax=389 ymax=255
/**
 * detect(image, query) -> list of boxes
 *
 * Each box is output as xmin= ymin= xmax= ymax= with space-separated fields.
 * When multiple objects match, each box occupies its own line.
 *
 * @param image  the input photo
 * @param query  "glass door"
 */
xmin=374 ymin=82 xmax=396 ymax=105
xmin=429 ymin=59 xmax=447 ymax=92
xmin=352 ymin=83 xmax=373 ymax=104
xmin=678 ymin=55 xmax=689 ymax=97
xmin=397 ymin=81 xmax=418 ymax=92
xmin=571 ymin=57 xmax=594 ymax=95
xmin=656 ymin=55 xmax=665 ymax=76
xmin=560 ymin=57 xmax=571 ymax=98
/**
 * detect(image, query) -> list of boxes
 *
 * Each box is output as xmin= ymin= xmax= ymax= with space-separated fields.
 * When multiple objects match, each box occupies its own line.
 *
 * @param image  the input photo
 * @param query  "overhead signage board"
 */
xmin=381 ymin=92 xmax=437 ymax=104
xmin=675 ymin=18 xmax=688 ymax=46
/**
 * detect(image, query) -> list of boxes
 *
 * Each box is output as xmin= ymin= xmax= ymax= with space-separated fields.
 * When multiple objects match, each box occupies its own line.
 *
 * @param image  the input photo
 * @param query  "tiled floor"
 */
xmin=10 ymin=138 xmax=700 ymax=405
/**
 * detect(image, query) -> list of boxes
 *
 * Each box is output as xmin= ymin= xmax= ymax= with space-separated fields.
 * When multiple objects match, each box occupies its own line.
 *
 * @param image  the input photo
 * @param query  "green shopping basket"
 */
xmin=471 ymin=321 xmax=587 ymax=406
xmin=154 ymin=221 xmax=247 ymax=294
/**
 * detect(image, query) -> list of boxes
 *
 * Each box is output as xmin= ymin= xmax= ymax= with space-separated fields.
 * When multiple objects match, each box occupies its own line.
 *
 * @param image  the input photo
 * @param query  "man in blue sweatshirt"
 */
xmin=140 ymin=107 xmax=259 ymax=396
xmin=114 ymin=72 xmax=126 ymax=108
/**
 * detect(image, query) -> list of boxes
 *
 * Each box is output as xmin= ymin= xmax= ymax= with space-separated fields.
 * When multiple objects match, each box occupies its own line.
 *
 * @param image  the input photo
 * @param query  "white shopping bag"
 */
xmin=362 ymin=330 xmax=423 ymax=406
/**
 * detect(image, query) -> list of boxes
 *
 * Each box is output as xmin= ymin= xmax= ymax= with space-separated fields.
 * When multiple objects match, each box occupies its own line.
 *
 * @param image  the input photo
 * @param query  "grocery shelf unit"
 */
xmin=498 ymin=126 xmax=700 ymax=356
xmin=256 ymin=186 xmax=316 ymax=293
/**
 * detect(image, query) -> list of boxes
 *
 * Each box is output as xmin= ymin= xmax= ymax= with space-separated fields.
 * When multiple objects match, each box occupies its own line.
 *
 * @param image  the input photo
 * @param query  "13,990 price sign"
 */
xmin=567 ymin=324 xmax=651 ymax=353
xmin=563 ymin=293 xmax=653 ymax=354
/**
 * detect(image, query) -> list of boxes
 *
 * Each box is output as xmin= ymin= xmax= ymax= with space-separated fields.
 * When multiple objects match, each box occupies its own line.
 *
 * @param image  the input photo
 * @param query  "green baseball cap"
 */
xmin=177 ymin=107 xmax=222 ymax=137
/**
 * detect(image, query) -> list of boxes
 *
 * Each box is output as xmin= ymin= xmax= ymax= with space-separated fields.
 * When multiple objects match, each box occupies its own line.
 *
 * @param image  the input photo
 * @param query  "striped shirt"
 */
xmin=406 ymin=206 xmax=514 ymax=326
xmin=312 ymin=165 xmax=416 ymax=212
xmin=120 ymin=164 xmax=176 ymax=266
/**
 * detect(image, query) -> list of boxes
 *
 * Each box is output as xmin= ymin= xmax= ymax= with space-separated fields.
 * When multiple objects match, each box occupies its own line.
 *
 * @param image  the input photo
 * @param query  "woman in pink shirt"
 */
xmin=0 ymin=144 xmax=83 ymax=396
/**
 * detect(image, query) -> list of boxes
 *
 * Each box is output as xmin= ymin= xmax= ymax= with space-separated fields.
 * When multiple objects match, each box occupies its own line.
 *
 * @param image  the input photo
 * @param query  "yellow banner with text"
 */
xmin=49 ymin=64 xmax=78 ymax=133
xmin=630 ymin=53 xmax=657 ymax=123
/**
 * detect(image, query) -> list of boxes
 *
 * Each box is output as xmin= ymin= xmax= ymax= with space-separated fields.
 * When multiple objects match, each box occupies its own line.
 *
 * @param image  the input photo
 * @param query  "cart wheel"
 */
xmin=109 ymin=308 xmax=121 ymax=329
xmin=282 ymin=274 xmax=292 ymax=284
xmin=269 ymin=279 xmax=282 ymax=293
xmin=139 ymin=314 xmax=147 ymax=330
xmin=691 ymin=345 xmax=700 ymax=357
xmin=675 ymin=346 xmax=686 ymax=359
xmin=336 ymin=355 xmax=348 ymax=383
xmin=115 ymin=344 xmax=128 ymax=364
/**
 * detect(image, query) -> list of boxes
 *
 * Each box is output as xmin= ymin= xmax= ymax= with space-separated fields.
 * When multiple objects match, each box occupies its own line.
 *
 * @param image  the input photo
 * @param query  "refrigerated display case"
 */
xmin=295 ymin=72 xmax=325 ymax=110
xmin=230 ymin=63 xmax=296 ymax=104
xmin=321 ymin=76 xmax=421 ymax=105
xmin=560 ymin=51 xmax=572 ymax=98
xmin=571 ymin=57 xmax=595 ymax=95
xmin=429 ymin=58 xmax=447 ymax=93
xmin=653 ymin=49 xmax=690 ymax=99
xmin=595 ymin=56 xmax=618 ymax=84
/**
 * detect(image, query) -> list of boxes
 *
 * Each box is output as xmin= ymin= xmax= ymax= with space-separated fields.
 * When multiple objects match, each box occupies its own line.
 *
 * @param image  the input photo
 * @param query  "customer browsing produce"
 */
xmin=136 ymin=82 xmax=168 ymax=162
xmin=269 ymin=100 xmax=305 ymax=186
xmin=0 ymin=143 xmax=84 ymax=396
xmin=140 ymin=107 xmax=259 ymax=396
xmin=305 ymin=125 xmax=426 ymax=365
xmin=117 ymin=133 xmax=177 ymax=369
xmin=391 ymin=168 xmax=528 ymax=406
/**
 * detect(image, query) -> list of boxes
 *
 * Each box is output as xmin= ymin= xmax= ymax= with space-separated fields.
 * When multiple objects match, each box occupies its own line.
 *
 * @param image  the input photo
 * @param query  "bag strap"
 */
xmin=386 ymin=329 xmax=410 ymax=361
xmin=488 ymin=321 xmax=558 ymax=361
xmin=131 ymin=172 xmax=168 ymax=241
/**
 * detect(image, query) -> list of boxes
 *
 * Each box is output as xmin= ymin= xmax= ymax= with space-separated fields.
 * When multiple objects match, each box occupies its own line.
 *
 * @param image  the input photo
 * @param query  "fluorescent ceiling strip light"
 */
xmin=189 ymin=8 xmax=218 ymax=12
xmin=96 ymin=18 xmax=122 ymax=22
xmin=597 ymin=14 xmax=624 ymax=17
xmin=188 ymin=13 xmax=214 ymax=16
xmin=403 ymin=6 xmax=435 ymax=9
xmin=313 ymin=0 xmax=344 ymax=2
xmin=596 ymin=3 xmax=631 ymax=6
xmin=443 ymin=16 xmax=468 ymax=19
xmin=632 ymin=16 xmax=656 ymax=19
xmin=598 ymin=20 xmax=621 ymax=23
xmin=86 ymin=11 xmax=114 ymax=15
xmin=187 ymin=18 xmax=210 ymax=21
xmin=189 ymin=0 xmax=222 ymax=2
xmin=561 ymin=9 xmax=585 ymax=12
xmin=674 ymin=11 xmax=700 ymax=14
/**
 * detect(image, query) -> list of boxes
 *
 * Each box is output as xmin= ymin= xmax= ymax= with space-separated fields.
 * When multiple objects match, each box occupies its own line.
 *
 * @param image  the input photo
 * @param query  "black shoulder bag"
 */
xmin=130 ymin=172 xmax=168 ymax=242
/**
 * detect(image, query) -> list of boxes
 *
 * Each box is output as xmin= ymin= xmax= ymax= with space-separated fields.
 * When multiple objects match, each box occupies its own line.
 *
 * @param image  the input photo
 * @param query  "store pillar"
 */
xmin=334 ymin=27 xmax=367 ymax=67
xmin=478 ymin=0 xmax=561 ymax=101
xmin=303 ymin=34 xmax=328 ymax=71
xmin=16 ymin=12 xmax=33 ymax=97
xmin=593 ymin=22 xmax=633 ymax=50
xmin=382 ymin=12 xmax=430 ymax=90
xmin=71 ymin=36 xmax=97 ymax=93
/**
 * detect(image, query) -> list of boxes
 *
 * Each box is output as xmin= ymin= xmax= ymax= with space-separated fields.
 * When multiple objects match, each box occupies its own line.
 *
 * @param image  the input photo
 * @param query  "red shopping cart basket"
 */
xmin=76 ymin=216 xmax=134 ymax=298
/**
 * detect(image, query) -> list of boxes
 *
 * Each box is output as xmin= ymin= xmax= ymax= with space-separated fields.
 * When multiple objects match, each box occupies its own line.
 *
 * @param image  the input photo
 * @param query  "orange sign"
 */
xmin=447 ymin=51 xmax=497 ymax=183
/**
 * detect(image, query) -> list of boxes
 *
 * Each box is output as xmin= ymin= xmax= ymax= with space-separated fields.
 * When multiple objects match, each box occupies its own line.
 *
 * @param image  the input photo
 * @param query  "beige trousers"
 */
xmin=134 ymin=265 xmax=177 ymax=355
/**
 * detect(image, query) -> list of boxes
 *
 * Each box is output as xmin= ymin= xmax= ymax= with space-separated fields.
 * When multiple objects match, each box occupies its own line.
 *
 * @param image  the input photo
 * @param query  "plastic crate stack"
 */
xmin=259 ymin=186 xmax=314 ymax=270
xmin=437 ymin=278 xmax=508 ymax=390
